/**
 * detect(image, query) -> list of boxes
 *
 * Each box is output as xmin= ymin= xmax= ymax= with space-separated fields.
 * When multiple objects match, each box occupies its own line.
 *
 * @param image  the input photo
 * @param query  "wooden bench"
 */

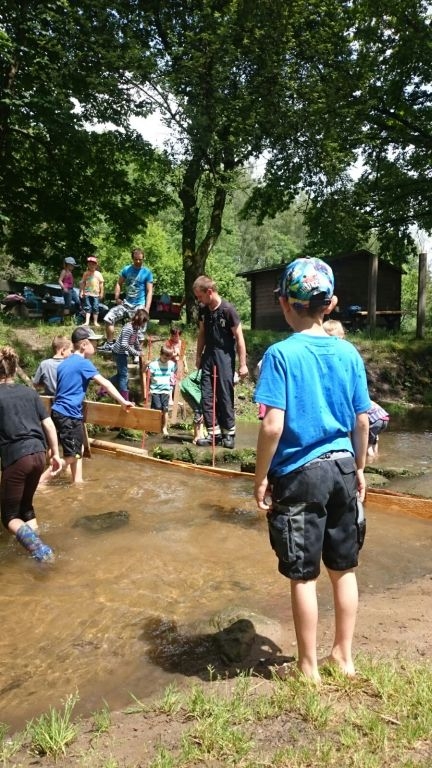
xmin=349 ymin=310 xmax=403 ymax=331
xmin=104 ymin=293 xmax=184 ymax=323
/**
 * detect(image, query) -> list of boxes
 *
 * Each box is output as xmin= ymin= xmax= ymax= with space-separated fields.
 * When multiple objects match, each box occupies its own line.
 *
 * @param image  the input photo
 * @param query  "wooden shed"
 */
xmin=238 ymin=250 xmax=403 ymax=331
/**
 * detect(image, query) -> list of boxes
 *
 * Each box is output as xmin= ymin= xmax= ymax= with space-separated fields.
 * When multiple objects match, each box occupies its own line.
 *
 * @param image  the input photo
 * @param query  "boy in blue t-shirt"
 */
xmin=40 ymin=326 xmax=132 ymax=483
xmin=254 ymin=257 xmax=370 ymax=682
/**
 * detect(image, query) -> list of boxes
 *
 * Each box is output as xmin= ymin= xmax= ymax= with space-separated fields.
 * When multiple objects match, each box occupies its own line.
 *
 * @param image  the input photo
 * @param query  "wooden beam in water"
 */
xmin=40 ymin=396 xmax=163 ymax=433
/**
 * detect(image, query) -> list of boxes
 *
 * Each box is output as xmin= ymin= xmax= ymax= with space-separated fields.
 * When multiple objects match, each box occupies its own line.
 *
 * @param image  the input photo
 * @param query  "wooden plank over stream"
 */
xmin=40 ymin=396 xmax=163 ymax=432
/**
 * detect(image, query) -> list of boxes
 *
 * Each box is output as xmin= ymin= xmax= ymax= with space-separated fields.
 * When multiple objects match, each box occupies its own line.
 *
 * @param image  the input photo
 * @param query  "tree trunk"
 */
xmin=181 ymin=158 xmax=228 ymax=323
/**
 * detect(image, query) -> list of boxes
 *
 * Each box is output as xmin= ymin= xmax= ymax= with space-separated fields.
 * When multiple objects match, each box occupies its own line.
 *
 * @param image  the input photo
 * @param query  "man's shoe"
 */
xmin=195 ymin=435 xmax=223 ymax=447
xmin=222 ymin=435 xmax=235 ymax=449
xmin=97 ymin=341 xmax=114 ymax=353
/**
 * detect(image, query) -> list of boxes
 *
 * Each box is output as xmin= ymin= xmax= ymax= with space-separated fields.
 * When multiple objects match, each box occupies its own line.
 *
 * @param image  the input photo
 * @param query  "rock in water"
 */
xmin=73 ymin=510 xmax=129 ymax=532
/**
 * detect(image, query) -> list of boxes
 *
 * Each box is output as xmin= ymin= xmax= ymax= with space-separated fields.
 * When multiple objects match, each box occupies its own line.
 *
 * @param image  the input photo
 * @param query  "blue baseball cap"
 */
xmin=276 ymin=257 xmax=334 ymax=309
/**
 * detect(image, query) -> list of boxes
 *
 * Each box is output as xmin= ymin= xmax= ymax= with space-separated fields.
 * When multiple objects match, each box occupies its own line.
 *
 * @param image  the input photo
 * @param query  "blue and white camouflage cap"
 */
xmin=276 ymin=257 xmax=334 ymax=309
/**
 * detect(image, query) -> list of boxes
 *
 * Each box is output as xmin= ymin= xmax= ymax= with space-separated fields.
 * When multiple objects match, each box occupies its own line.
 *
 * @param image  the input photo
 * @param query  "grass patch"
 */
xmin=142 ymin=657 xmax=432 ymax=768
xmin=91 ymin=700 xmax=111 ymax=734
xmin=27 ymin=692 xmax=79 ymax=758
xmin=4 ymin=656 xmax=432 ymax=766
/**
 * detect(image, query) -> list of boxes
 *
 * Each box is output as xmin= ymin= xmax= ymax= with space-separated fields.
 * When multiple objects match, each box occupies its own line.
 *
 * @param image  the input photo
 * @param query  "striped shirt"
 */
xmin=148 ymin=359 xmax=176 ymax=394
xmin=112 ymin=322 xmax=146 ymax=357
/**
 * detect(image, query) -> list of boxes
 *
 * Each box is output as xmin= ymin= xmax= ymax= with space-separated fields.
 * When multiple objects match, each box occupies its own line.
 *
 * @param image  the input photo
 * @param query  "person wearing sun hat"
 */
xmin=39 ymin=326 xmax=132 ymax=485
xmin=58 ymin=256 xmax=77 ymax=315
xmin=254 ymin=256 xmax=371 ymax=683
xmin=79 ymin=255 xmax=105 ymax=327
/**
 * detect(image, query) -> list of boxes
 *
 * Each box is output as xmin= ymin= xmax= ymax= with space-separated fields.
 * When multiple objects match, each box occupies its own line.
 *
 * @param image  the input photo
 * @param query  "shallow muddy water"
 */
xmin=0 ymin=428 xmax=431 ymax=732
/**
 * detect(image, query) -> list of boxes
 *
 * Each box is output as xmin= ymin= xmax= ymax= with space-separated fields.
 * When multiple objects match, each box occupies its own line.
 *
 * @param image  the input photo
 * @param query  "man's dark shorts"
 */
xmin=151 ymin=393 xmax=170 ymax=413
xmin=51 ymin=411 xmax=83 ymax=458
xmin=267 ymin=452 xmax=364 ymax=581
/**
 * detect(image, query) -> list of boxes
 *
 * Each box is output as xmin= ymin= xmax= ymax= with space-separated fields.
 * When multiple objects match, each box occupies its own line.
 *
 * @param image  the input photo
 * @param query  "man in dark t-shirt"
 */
xmin=193 ymin=276 xmax=248 ymax=449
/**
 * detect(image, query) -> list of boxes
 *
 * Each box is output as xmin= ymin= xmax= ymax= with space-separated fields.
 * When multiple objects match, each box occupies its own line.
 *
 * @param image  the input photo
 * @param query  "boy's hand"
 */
xmin=356 ymin=468 xmax=366 ymax=502
xmin=254 ymin=479 xmax=272 ymax=511
xmin=50 ymin=454 xmax=64 ymax=477
xmin=121 ymin=401 xmax=134 ymax=411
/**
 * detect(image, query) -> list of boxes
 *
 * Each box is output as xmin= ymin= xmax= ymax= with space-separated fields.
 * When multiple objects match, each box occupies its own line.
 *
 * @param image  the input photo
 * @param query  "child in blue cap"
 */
xmin=254 ymin=257 xmax=371 ymax=682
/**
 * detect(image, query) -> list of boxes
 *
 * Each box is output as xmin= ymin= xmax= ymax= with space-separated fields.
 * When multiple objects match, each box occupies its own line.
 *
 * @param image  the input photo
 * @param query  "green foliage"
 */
xmin=248 ymin=1 xmax=432 ymax=262
xmin=142 ymin=219 xmax=184 ymax=296
xmin=0 ymin=2 xmax=171 ymax=266
xmin=401 ymin=254 xmax=432 ymax=324
xmin=123 ymin=1 xmax=319 ymax=317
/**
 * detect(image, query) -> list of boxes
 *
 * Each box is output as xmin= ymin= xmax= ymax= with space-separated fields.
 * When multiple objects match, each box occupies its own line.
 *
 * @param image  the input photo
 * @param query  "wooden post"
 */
xmin=170 ymin=339 xmax=187 ymax=424
xmin=170 ymin=358 xmax=183 ymax=424
xmin=138 ymin=356 xmax=146 ymax=404
xmin=367 ymin=251 xmax=378 ymax=335
xmin=416 ymin=252 xmax=427 ymax=340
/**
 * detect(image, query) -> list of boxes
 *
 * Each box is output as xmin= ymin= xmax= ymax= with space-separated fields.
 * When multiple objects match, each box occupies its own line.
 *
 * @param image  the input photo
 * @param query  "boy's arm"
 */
xmin=232 ymin=323 xmax=248 ymax=379
xmin=59 ymin=270 xmax=66 ymax=289
xmin=351 ymin=411 xmax=369 ymax=502
xmin=93 ymin=373 xmax=133 ymax=409
xmin=99 ymin=274 xmax=104 ymax=299
xmin=254 ymin=406 xmax=284 ymax=511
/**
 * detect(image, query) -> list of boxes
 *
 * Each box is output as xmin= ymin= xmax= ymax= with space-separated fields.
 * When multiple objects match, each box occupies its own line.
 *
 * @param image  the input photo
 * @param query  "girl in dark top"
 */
xmin=0 ymin=346 xmax=62 ymax=562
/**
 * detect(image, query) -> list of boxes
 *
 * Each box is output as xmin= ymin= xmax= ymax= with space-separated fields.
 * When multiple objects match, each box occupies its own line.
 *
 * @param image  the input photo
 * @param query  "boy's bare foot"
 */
xmin=272 ymin=661 xmax=321 ymax=684
xmin=320 ymin=654 xmax=356 ymax=677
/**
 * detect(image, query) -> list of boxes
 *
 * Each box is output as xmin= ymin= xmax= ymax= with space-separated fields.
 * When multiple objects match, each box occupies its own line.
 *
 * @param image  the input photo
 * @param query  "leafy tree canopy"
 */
xmin=123 ymin=0 xmax=333 ymax=318
xmin=245 ymin=0 xmax=432 ymax=264
xmin=0 ymin=1 xmax=172 ymax=268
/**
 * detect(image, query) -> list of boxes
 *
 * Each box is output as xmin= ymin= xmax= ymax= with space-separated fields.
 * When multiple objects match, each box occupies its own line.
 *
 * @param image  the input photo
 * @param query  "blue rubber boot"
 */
xmin=15 ymin=524 xmax=55 ymax=562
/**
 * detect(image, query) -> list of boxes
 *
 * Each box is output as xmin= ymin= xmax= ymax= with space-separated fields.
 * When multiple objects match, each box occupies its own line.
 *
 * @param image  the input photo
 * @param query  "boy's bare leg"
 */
xmin=326 ymin=568 xmax=358 ymax=676
xmin=290 ymin=578 xmax=321 ymax=681
xmin=84 ymin=313 xmax=91 ymax=326
xmin=162 ymin=411 xmax=169 ymax=436
xmin=70 ymin=457 xmax=83 ymax=483
xmin=39 ymin=457 xmax=67 ymax=484
xmin=92 ymin=314 xmax=100 ymax=327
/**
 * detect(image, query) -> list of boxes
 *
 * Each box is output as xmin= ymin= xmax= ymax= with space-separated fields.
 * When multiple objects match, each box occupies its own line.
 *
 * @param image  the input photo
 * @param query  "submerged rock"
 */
xmin=73 ymin=509 xmax=130 ymax=532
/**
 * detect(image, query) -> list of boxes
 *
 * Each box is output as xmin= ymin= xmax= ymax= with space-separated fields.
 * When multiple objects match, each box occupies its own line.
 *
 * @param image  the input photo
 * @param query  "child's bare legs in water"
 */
xmin=39 ymin=455 xmax=83 ymax=484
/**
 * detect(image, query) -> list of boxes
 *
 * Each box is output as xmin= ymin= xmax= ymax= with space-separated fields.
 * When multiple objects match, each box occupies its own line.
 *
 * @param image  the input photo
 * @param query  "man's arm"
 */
xmin=254 ymin=406 xmax=284 ymax=510
xmin=232 ymin=323 xmax=248 ymax=379
xmin=114 ymin=276 xmax=125 ymax=304
xmin=145 ymin=281 xmax=153 ymax=314
xmin=351 ymin=411 xmax=369 ymax=502
xmin=195 ymin=321 xmax=205 ymax=369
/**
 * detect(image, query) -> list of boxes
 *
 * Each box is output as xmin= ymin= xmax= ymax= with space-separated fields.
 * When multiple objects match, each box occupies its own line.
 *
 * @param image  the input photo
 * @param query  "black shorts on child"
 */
xmin=51 ymin=411 xmax=83 ymax=458
xmin=151 ymin=393 xmax=170 ymax=413
xmin=267 ymin=451 xmax=362 ymax=581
